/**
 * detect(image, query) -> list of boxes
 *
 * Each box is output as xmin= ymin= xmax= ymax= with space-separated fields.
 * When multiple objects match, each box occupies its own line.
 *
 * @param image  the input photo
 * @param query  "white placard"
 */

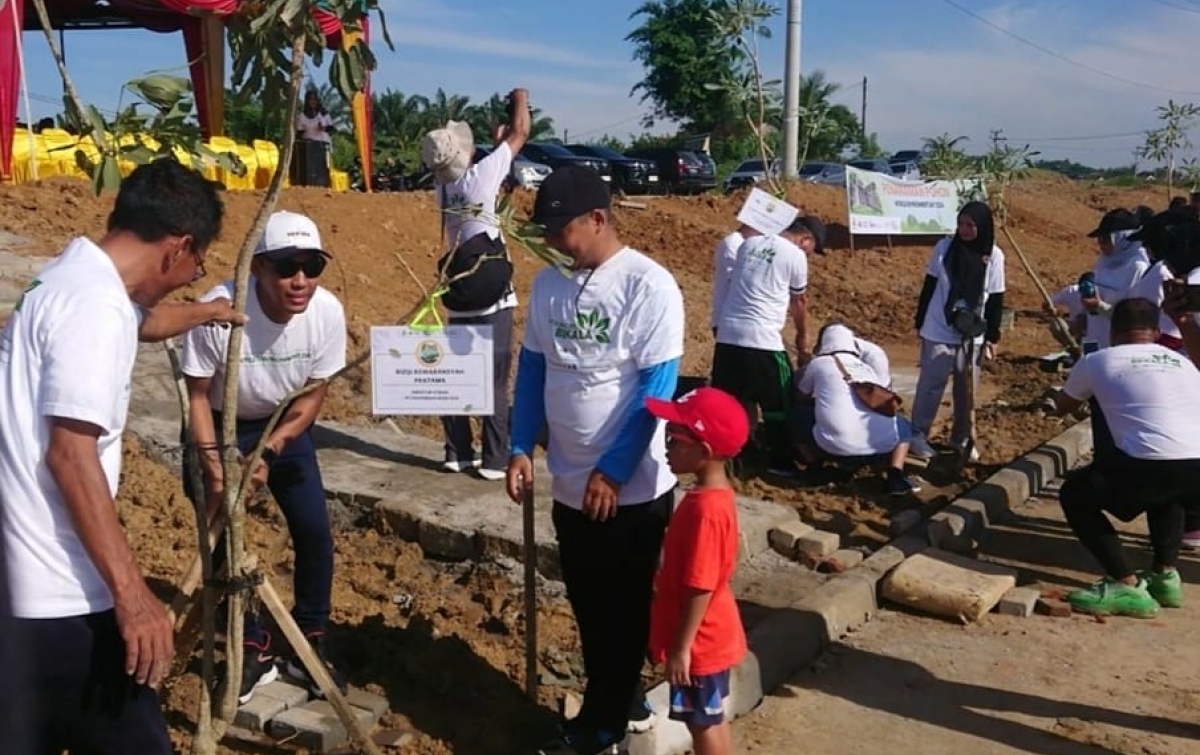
xmin=736 ymin=187 xmax=799 ymax=236
xmin=370 ymin=325 xmax=494 ymax=416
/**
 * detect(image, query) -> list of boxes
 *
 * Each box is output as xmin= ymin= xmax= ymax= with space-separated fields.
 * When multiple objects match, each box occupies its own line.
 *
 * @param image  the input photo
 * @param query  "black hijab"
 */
xmin=944 ymin=201 xmax=994 ymax=320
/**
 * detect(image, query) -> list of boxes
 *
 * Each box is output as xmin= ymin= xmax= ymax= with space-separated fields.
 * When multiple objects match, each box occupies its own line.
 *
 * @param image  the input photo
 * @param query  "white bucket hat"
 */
xmin=421 ymin=120 xmax=474 ymax=184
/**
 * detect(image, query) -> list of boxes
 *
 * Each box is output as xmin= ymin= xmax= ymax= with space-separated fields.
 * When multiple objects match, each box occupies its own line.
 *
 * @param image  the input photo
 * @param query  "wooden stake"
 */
xmin=256 ymin=575 xmax=386 ymax=755
xmin=522 ymin=481 xmax=538 ymax=701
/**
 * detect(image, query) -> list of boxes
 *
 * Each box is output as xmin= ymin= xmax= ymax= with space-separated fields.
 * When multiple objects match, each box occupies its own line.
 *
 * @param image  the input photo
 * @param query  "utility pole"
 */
xmin=860 ymin=76 xmax=867 ymax=139
xmin=782 ymin=0 xmax=802 ymax=180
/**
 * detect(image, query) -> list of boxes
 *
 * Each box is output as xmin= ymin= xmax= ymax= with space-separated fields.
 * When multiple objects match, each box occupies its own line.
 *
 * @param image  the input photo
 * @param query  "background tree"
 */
xmin=1140 ymin=99 xmax=1200 ymax=201
xmin=627 ymin=0 xmax=741 ymax=130
xmin=921 ymin=132 xmax=975 ymax=181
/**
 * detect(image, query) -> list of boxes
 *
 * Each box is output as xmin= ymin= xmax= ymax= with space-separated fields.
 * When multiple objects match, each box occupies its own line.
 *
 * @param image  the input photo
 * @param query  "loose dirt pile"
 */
xmin=0 ymin=174 xmax=1174 ymax=753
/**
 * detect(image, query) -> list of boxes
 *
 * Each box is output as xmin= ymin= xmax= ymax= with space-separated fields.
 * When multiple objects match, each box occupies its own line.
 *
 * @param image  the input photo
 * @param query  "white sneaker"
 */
xmin=477 ymin=468 xmax=505 ymax=481
xmin=442 ymin=459 xmax=482 ymax=473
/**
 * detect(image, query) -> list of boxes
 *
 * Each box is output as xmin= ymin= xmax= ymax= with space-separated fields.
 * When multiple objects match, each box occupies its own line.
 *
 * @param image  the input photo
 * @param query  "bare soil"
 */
xmin=0 ymin=174 xmax=1178 ymax=754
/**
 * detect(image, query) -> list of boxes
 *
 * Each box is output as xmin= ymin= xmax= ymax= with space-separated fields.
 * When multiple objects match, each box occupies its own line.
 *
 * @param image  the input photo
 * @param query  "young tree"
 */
xmin=1141 ymin=100 xmax=1200 ymax=201
xmin=920 ymin=133 xmax=975 ymax=182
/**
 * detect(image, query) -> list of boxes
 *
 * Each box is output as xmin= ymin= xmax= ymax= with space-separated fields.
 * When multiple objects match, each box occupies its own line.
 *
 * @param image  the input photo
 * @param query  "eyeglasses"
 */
xmin=269 ymin=255 xmax=327 ymax=279
xmin=666 ymin=429 xmax=703 ymax=447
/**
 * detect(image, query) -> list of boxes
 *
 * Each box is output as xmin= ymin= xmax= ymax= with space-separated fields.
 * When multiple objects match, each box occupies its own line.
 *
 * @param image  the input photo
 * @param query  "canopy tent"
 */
xmin=0 ymin=0 xmax=374 ymax=188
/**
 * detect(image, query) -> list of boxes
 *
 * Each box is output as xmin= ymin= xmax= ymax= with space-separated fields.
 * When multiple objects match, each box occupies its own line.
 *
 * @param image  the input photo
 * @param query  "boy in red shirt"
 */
xmin=645 ymin=387 xmax=749 ymax=755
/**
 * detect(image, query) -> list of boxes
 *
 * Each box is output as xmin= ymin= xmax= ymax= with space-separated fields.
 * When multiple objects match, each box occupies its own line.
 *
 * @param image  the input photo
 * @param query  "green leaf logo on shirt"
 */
xmin=554 ymin=309 xmax=612 ymax=344
xmin=12 ymin=279 xmax=41 ymax=313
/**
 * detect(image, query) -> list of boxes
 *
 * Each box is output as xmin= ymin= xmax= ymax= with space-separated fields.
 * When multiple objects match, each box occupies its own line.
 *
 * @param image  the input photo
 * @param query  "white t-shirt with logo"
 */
xmin=0 ymin=238 xmax=139 ymax=618
xmin=797 ymin=354 xmax=900 ymax=457
xmin=1063 ymin=342 xmax=1200 ymax=460
xmin=438 ymin=142 xmax=517 ymax=316
xmin=1082 ymin=253 xmax=1149 ymax=350
xmin=919 ymin=238 xmax=1006 ymax=345
xmin=710 ymin=230 xmax=744 ymax=329
xmin=715 ymin=235 xmax=808 ymax=351
xmin=523 ymin=247 xmax=684 ymax=508
xmin=181 ymin=278 xmax=347 ymax=420
xmin=296 ymin=111 xmax=333 ymax=143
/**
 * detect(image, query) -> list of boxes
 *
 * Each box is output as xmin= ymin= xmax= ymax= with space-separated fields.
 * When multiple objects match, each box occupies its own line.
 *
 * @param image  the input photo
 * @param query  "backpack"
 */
xmin=832 ymin=354 xmax=902 ymax=417
xmin=437 ymin=185 xmax=513 ymax=312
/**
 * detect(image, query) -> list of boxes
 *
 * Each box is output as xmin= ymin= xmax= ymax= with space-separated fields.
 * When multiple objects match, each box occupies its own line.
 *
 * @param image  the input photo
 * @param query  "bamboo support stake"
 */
xmin=1000 ymin=225 xmax=1080 ymax=352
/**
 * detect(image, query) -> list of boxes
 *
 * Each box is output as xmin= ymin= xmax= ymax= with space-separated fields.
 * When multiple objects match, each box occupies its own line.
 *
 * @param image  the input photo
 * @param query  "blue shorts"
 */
xmin=668 ymin=669 xmax=730 ymax=727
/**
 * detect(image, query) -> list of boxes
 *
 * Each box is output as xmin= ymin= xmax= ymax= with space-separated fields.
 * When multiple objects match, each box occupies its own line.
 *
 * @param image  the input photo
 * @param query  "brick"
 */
xmin=768 ymin=520 xmax=813 ymax=558
xmin=346 ymin=688 xmax=389 ymax=721
xmin=797 ymin=529 xmax=840 ymax=558
xmin=1037 ymin=597 xmax=1073 ymax=618
xmin=817 ymin=549 xmax=864 ymax=573
xmin=736 ymin=497 xmax=798 ymax=562
xmin=372 ymin=729 xmax=414 ymax=748
xmin=889 ymin=509 xmax=921 ymax=537
xmin=268 ymin=700 xmax=373 ymax=752
xmin=997 ymin=587 xmax=1040 ymax=617
xmin=881 ymin=549 xmax=1017 ymax=624
xmin=234 ymin=680 xmax=310 ymax=731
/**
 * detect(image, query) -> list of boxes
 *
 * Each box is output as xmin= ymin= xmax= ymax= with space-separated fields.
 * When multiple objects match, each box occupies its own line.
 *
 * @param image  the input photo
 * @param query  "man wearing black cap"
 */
xmin=181 ymin=210 xmax=348 ymax=704
xmin=1079 ymin=208 xmax=1150 ymax=353
xmin=507 ymin=165 xmax=684 ymax=754
xmin=711 ymin=215 xmax=820 ymax=475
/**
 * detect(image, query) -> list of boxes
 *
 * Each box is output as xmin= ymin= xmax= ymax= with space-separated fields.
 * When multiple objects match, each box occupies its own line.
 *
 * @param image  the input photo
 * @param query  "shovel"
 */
xmin=957 ymin=337 xmax=978 ymax=476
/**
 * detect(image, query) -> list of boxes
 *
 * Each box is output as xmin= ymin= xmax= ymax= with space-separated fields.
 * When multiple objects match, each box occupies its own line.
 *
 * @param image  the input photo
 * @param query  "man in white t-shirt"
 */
xmin=711 ymin=216 xmax=819 ymax=473
xmin=182 ymin=211 xmax=348 ymax=704
xmin=1051 ymin=298 xmax=1200 ymax=619
xmin=0 ymin=159 xmax=228 ymax=754
xmin=422 ymin=87 xmax=531 ymax=480
xmin=793 ymin=324 xmax=919 ymax=495
xmin=709 ymin=222 xmax=759 ymax=334
xmin=506 ymin=165 xmax=684 ymax=754
xmin=911 ymin=201 xmax=1006 ymax=461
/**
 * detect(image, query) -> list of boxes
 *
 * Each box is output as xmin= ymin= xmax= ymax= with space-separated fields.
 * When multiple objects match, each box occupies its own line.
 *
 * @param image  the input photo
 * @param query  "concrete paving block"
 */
xmin=988 ymin=468 xmax=1033 ymax=510
xmin=1037 ymin=597 xmax=1073 ymax=618
xmin=346 ymin=688 xmax=390 ymax=720
xmin=881 ymin=549 xmax=1017 ymax=624
xmin=997 ymin=586 xmax=1041 ymax=617
xmin=235 ymin=693 xmax=289 ymax=732
xmin=726 ymin=652 xmax=764 ymax=718
xmin=269 ymin=700 xmax=373 ymax=752
xmin=768 ymin=520 xmax=813 ymax=558
xmin=817 ymin=549 xmax=865 ymax=573
xmin=740 ymin=497 xmax=801 ymax=562
xmin=796 ymin=529 xmax=840 ymax=558
xmin=889 ymin=509 xmax=922 ymax=537
xmin=626 ymin=683 xmax=692 ymax=755
xmin=416 ymin=518 xmax=477 ymax=561
xmin=858 ymin=535 xmax=927 ymax=582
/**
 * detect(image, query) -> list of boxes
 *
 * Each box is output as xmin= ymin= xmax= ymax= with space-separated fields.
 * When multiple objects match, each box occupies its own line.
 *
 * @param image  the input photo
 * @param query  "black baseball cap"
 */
xmin=532 ymin=164 xmax=612 ymax=236
xmin=1087 ymin=208 xmax=1140 ymax=238
xmin=786 ymin=214 xmax=827 ymax=254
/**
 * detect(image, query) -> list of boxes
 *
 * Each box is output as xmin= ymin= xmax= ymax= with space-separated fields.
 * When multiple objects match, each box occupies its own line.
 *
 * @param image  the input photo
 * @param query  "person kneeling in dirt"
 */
xmin=645 ymin=387 xmax=749 ymax=755
xmin=507 ymin=165 xmax=684 ymax=755
xmin=792 ymin=324 xmax=920 ymax=496
xmin=910 ymin=201 xmax=1006 ymax=462
xmin=710 ymin=215 xmax=822 ymax=476
xmin=423 ymin=87 xmax=531 ymax=481
xmin=182 ymin=210 xmax=348 ymax=703
xmin=1050 ymin=298 xmax=1200 ymax=618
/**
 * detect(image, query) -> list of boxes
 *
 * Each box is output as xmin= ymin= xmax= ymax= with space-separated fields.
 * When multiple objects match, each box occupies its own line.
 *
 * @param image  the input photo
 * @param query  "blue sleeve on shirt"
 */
xmin=595 ymin=358 xmax=680 ymax=485
xmin=510 ymin=347 xmax=547 ymax=458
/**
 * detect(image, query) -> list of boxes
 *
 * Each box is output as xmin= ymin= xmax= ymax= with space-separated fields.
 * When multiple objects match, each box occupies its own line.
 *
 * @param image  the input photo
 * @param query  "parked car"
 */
xmin=888 ymin=159 xmax=922 ymax=181
xmin=723 ymin=157 xmax=781 ymax=192
xmin=624 ymin=147 xmax=716 ymax=194
xmin=799 ymin=161 xmax=846 ymax=187
xmin=847 ymin=158 xmax=891 ymax=175
xmin=519 ymin=142 xmax=612 ymax=182
xmin=564 ymin=144 xmax=659 ymax=194
xmin=890 ymin=149 xmax=925 ymax=164
xmin=473 ymin=144 xmax=552 ymax=190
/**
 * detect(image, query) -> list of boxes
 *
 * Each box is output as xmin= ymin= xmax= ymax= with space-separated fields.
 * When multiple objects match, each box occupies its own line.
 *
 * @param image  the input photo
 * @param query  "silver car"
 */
xmin=799 ymin=161 xmax=846 ymax=186
xmin=723 ymin=158 xmax=781 ymax=192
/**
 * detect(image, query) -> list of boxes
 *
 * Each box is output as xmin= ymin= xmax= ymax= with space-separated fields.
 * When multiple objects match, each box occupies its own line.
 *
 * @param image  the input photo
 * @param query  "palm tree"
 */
xmin=465 ymin=92 xmax=556 ymax=144
xmin=371 ymin=89 xmax=429 ymax=154
xmin=316 ymin=82 xmax=351 ymax=132
xmin=424 ymin=87 xmax=472 ymax=129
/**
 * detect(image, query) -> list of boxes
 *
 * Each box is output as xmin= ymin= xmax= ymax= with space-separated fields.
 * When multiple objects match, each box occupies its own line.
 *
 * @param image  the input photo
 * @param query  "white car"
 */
xmin=724 ymin=158 xmax=781 ymax=193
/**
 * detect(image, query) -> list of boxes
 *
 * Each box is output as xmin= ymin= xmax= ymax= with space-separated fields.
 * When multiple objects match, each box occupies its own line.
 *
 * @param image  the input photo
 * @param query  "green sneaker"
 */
xmin=1067 ymin=578 xmax=1160 ymax=618
xmin=1144 ymin=569 xmax=1183 ymax=608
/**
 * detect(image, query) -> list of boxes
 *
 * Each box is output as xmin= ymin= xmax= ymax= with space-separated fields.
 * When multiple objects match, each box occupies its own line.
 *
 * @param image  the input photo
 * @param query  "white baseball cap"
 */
xmin=254 ymin=210 xmax=330 ymax=259
xmin=421 ymin=120 xmax=474 ymax=185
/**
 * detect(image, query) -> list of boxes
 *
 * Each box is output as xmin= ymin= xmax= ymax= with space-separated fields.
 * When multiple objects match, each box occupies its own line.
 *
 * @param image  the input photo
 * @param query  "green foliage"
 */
xmin=1140 ymin=99 xmax=1200 ymax=200
xmin=977 ymin=130 xmax=1039 ymax=227
xmin=627 ymin=0 xmax=743 ymax=130
xmin=854 ymin=131 xmax=887 ymax=160
xmin=902 ymin=215 xmax=951 ymax=233
xmin=920 ymin=133 xmax=976 ymax=182
xmin=58 ymin=73 xmax=243 ymax=194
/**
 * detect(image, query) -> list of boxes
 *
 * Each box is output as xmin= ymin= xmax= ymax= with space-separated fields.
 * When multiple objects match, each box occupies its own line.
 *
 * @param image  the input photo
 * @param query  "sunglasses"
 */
xmin=666 ymin=428 xmax=703 ymax=447
xmin=268 ymin=255 xmax=327 ymax=279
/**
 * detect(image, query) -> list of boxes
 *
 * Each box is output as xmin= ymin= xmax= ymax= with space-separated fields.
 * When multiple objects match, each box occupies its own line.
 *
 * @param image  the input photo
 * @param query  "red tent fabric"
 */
xmin=0 ymin=0 xmax=23 ymax=182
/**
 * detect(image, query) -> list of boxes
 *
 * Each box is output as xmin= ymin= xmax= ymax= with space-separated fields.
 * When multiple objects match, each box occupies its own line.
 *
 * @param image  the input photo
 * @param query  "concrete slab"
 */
xmin=881 ymin=550 xmax=1018 ymax=624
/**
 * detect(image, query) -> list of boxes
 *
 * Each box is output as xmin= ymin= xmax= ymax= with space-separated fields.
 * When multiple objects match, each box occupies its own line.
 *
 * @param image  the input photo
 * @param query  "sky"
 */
xmin=13 ymin=0 xmax=1200 ymax=167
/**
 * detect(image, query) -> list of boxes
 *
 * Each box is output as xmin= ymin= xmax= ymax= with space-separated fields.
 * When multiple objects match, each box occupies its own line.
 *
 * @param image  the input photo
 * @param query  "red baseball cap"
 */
xmin=645 ymin=387 xmax=750 ymax=459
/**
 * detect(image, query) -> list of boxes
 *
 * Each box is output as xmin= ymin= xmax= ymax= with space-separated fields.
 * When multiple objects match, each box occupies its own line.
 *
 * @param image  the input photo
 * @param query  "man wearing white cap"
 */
xmin=181 ymin=210 xmax=348 ymax=704
xmin=422 ymin=88 xmax=531 ymax=480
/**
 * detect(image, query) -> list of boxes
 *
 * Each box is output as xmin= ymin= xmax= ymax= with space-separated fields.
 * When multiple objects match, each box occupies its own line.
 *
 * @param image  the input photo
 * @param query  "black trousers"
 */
xmin=552 ymin=491 xmax=672 ymax=735
xmin=13 ymin=611 xmax=172 ymax=755
xmin=440 ymin=307 xmax=514 ymax=471
xmin=710 ymin=342 xmax=793 ymax=467
xmin=1060 ymin=449 xmax=1200 ymax=579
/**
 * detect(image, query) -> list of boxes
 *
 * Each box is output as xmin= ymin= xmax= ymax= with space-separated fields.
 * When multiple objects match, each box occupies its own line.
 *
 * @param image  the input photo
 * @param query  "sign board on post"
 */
xmin=845 ymin=166 xmax=986 ymax=236
xmin=370 ymin=325 xmax=494 ymax=416
xmin=736 ymin=187 xmax=799 ymax=236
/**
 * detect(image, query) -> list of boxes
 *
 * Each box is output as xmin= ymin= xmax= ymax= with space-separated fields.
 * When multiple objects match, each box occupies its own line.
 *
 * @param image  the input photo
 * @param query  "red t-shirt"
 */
xmin=649 ymin=487 xmax=747 ymax=676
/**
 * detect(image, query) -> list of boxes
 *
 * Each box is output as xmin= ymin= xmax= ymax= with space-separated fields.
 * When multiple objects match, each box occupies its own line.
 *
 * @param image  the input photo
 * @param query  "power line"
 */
xmin=934 ymin=0 xmax=1200 ymax=96
xmin=568 ymin=112 xmax=647 ymax=140
xmin=1142 ymin=0 xmax=1200 ymax=13
xmin=1009 ymin=130 xmax=1147 ymax=143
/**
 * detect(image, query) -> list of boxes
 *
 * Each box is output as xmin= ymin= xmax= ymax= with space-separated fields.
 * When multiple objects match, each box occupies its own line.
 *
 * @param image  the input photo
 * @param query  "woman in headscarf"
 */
xmin=910 ymin=201 xmax=1006 ymax=461
xmin=1079 ymin=209 xmax=1149 ymax=352
xmin=295 ymin=89 xmax=334 ymax=145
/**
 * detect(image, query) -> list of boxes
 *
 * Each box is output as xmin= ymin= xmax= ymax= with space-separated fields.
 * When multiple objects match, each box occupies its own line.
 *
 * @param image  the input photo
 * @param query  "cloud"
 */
xmin=388 ymin=24 xmax=628 ymax=71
